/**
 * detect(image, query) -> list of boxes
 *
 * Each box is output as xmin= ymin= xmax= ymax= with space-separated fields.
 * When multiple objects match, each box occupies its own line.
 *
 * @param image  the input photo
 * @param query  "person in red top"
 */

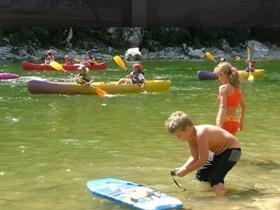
xmin=214 ymin=62 xmax=246 ymax=135
xmin=44 ymin=50 xmax=55 ymax=64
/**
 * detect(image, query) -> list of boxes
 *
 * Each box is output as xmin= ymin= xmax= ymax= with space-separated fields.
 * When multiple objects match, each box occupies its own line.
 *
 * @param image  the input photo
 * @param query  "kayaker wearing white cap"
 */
xmin=76 ymin=64 xmax=92 ymax=85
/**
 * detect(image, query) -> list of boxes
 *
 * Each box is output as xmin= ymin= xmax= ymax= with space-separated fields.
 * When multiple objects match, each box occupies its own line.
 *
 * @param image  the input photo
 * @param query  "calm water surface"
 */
xmin=0 ymin=60 xmax=279 ymax=210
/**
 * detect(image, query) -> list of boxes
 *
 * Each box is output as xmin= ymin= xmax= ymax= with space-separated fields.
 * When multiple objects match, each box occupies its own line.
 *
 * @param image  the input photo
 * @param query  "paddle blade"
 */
xmin=113 ymin=55 xmax=126 ymax=70
xmin=95 ymin=87 xmax=107 ymax=96
xmin=50 ymin=61 xmax=64 ymax=71
xmin=248 ymin=73 xmax=254 ymax=81
xmin=205 ymin=51 xmax=217 ymax=63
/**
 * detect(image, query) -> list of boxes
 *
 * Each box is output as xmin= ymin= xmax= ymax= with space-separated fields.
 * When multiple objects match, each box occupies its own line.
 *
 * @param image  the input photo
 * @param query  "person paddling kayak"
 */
xmin=64 ymin=55 xmax=74 ymax=65
xmin=75 ymin=64 xmax=93 ymax=85
xmin=117 ymin=63 xmax=145 ymax=87
xmin=44 ymin=50 xmax=55 ymax=64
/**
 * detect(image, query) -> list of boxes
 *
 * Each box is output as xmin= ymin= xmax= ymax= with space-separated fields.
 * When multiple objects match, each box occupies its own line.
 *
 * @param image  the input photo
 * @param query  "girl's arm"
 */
xmin=239 ymin=90 xmax=247 ymax=131
xmin=216 ymin=85 xmax=227 ymax=127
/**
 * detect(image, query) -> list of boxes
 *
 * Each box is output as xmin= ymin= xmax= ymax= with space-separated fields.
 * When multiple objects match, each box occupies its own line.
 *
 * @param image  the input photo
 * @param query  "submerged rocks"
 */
xmin=247 ymin=40 xmax=269 ymax=58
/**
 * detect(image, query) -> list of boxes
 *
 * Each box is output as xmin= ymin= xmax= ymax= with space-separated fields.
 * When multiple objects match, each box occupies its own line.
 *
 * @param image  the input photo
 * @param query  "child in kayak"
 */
xmin=44 ymin=50 xmax=55 ymax=64
xmin=82 ymin=51 xmax=97 ymax=66
xmin=117 ymin=63 xmax=145 ymax=87
xmin=214 ymin=62 xmax=246 ymax=135
xmin=245 ymin=58 xmax=256 ymax=73
xmin=76 ymin=64 xmax=93 ymax=85
xmin=64 ymin=55 xmax=74 ymax=65
xmin=165 ymin=111 xmax=241 ymax=197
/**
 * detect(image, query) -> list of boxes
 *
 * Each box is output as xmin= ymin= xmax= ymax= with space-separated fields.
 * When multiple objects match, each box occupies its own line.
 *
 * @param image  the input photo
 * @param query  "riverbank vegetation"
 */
xmin=1 ymin=28 xmax=280 ymax=50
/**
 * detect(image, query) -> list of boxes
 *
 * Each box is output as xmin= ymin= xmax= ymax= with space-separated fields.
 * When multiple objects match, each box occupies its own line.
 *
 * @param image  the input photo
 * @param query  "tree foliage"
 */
xmin=0 ymin=27 xmax=279 ymax=50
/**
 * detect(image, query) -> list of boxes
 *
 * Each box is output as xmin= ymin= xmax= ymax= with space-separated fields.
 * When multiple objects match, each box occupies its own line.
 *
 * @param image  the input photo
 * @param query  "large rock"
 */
xmin=125 ymin=47 xmax=142 ymax=61
xmin=187 ymin=47 xmax=205 ymax=59
xmin=247 ymin=40 xmax=269 ymax=58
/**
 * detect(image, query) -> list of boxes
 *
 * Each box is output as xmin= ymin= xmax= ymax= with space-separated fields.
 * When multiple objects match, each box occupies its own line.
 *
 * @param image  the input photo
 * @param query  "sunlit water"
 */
xmin=0 ymin=60 xmax=279 ymax=210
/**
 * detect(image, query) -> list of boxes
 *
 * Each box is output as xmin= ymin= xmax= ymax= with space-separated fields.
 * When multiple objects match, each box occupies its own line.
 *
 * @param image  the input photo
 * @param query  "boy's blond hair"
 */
xmin=165 ymin=111 xmax=193 ymax=134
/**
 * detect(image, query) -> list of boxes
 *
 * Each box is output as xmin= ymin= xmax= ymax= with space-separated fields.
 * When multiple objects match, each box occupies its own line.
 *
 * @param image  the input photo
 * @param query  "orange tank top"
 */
xmin=227 ymin=89 xmax=241 ymax=108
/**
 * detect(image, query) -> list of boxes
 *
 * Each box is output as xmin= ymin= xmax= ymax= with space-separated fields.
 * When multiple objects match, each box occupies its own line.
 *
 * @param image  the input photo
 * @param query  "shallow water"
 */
xmin=0 ymin=60 xmax=279 ymax=210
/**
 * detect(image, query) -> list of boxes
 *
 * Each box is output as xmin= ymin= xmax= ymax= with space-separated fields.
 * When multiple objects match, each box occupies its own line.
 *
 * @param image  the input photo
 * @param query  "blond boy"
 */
xmin=165 ymin=111 xmax=241 ymax=197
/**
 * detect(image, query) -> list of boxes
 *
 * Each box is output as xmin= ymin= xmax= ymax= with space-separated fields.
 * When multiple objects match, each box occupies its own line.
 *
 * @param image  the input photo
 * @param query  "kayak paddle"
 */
xmin=113 ymin=55 xmax=127 ymax=71
xmin=205 ymin=51 xmax=217 ymax=63
xmin=49 ymin=61 xmax=107 ymax=96
xmin=247 ymin=47 xmax=254 ymax=81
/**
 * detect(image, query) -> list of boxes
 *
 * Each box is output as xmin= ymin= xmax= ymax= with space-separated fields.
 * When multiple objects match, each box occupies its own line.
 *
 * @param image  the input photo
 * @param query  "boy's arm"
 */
xmin=176 ymin=136 xmax=209 ymax=177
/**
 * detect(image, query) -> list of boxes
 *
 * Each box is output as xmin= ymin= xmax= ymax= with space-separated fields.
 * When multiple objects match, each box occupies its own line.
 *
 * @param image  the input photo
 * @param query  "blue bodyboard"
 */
xmin=87 ymin=178 xmax=183 ymax=210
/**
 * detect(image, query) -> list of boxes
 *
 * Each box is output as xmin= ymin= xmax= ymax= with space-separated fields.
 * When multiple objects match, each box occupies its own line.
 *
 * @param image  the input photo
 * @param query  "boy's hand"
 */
xmin=173 ymin=167 xmax=187 ymax=177
xmin=171 ymin=168 xmax=180 ymax=176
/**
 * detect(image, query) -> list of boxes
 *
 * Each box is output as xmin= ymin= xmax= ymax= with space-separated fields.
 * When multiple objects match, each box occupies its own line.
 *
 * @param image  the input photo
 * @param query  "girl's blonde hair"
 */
xmin=214 ymin=62 xmax=240 ymax=88
xmin=165 ymin=111 xmax=193 ymax=134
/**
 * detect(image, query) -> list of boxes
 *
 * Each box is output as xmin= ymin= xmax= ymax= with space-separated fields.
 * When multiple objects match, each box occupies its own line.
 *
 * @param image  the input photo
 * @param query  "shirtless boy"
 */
xmin=165 ymin=111 xmax=241 ymax=197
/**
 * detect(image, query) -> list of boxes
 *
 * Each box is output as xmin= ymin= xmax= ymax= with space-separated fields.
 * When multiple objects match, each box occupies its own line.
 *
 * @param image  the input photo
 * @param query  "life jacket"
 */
xmin=131 ymin=71 xmax=144 ymax=84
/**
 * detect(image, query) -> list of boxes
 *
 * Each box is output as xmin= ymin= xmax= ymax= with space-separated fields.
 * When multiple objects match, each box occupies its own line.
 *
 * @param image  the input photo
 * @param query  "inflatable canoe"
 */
xmin=22 ymin=61 xmax=107 ymax=71
xmin=87 ymin=178 xmax=183 ymax=210
xmin=238 ymin=69 xmax=265 ymax=80
xmin=197 ymin=70 xmax=217 ymax=80
xmin=197 ymin=69 xmax=265 ymax=80
xmin=0 ymin=73 xmax=20 ymax=80
xmin=27 ymin=79 xmax=171 ymax=95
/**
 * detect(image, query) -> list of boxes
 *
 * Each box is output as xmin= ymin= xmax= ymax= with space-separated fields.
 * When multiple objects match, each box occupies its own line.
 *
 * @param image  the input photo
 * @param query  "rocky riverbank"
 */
xmin=1 ymin=40 xmax=280 ymax=63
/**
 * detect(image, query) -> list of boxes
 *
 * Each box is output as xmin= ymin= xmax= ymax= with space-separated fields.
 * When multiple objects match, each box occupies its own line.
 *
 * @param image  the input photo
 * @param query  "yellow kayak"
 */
xmin=27 ymin=79 xmax=171 ymax=95
xmin=238 ymin=69 xmax=265 ymax=80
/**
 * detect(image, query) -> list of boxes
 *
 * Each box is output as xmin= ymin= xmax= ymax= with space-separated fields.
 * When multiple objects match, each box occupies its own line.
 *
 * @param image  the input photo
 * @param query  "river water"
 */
xmin=0 ymin=60 xmax=279 ymax=210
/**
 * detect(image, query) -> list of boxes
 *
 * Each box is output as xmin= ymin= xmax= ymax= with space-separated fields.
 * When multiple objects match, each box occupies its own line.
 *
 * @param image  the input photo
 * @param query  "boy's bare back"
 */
xmin=195 ymin=125 xmax=240 ymax=154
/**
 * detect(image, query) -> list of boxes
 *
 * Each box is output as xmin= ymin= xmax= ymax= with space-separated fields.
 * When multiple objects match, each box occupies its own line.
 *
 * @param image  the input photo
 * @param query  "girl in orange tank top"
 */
xmin=214 ymin=62 xmax=246 ymax=135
